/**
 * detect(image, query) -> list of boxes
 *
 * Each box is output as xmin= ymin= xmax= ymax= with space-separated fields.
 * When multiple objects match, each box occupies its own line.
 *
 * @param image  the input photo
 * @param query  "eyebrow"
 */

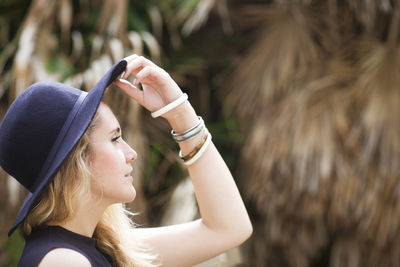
xmin=109 ymin=127 xmax=121 ymax=135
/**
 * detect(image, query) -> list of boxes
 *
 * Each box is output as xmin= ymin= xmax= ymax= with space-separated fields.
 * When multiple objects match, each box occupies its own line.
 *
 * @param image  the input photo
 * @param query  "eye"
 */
xmin=111 ymin=135 xmax=121 ymax=143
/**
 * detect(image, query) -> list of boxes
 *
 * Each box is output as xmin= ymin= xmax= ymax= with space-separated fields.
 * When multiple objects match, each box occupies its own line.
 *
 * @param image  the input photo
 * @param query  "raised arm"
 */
xmin=115 ymin=55 xmax=252 ymax=267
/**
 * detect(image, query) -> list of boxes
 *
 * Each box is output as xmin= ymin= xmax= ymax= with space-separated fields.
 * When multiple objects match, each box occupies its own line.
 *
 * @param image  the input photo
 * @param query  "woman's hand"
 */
xmin=114 ymin=54 xmax=183 ymax=113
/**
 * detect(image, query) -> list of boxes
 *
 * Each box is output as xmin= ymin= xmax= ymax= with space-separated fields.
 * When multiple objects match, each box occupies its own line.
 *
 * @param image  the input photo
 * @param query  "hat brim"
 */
xmin=8 ymin=59 xmax=127 ymax=236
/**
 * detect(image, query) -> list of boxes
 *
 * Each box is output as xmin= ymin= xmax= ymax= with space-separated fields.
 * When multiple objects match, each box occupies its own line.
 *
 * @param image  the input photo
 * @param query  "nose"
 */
xmin=124 ymin=141 xmax=137 ymax=163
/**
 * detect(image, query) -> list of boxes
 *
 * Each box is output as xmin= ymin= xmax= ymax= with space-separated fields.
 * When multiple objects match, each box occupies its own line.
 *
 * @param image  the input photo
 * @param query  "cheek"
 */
xmin=88 ymin=156 xmax=113 ymax=189
xmin=88 ymin=147 xmax=113 ymax=178
xmin=87 ymin=144 xmax=135 ymax=203
xmin=87 ymin=145 xmax=126 ymax=185
xmin=91 ymin=155 xmax=119 ymax=178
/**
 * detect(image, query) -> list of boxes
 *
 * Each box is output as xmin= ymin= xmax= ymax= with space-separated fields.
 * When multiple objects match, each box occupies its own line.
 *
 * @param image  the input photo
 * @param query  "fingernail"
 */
xmin=120 ymin=71 xmax=125 ymax=79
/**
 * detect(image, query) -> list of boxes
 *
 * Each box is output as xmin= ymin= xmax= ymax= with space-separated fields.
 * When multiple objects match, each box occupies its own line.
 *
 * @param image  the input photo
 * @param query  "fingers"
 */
xmin=114 ymin=79 xmax=144 ymax=106
xmin=135 ymin=66 xmax=159 ymax=84
xmin=123 ymin=54 xmax=140 ymax=62
xmin=121 ymin=55 xmax=158 ymax=80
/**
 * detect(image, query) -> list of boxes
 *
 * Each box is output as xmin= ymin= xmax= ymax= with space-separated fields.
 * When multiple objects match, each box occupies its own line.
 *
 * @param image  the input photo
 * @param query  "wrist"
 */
xmin=163 ymin=101 xmax=198 ymax=132
xmin=151 ymin=93 xmax=188 ymax=118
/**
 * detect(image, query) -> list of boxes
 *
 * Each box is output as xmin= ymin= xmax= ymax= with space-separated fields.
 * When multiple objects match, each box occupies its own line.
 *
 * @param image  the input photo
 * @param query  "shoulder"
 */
xmin=38 ymin=248 xmax=91 ymax=267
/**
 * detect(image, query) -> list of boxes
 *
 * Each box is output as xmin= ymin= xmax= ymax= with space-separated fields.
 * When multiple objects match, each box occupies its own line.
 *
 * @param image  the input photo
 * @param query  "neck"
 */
xmin=58 ymin=198 xmax=109 ymax=238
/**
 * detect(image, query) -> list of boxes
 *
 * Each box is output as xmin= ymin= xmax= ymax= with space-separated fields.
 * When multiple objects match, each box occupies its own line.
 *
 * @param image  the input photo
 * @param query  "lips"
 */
xmin=124 ymin=168 xmax=133 ymax=178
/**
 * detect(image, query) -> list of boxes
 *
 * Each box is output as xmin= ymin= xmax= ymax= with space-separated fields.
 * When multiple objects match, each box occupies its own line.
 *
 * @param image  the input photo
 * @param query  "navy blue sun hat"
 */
xmin=0 ymin=59 xmax=127 ymax=236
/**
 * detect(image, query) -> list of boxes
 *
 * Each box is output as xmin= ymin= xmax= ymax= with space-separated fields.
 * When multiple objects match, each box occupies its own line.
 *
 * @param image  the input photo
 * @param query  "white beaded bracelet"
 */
xmin=181 ymin=132 xmax=212 ymax=166
xmin=151 ymin=93 xmax=188 ymax=118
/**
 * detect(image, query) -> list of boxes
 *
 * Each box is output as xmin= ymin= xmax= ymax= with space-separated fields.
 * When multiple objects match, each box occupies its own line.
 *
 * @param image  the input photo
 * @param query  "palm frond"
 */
xmin=108 ymin=38 xmax=125 ymax=63
xmin=338 ymin=40 xmax=400 ymax=259
xmin=347 ymin=0 xmax=393 ymax=33
xmin=127 ymin=31 xmax=144 ymax=55
xmin=244 ymin=58 xmax=353 ymax=209
xmin=181 ymin=0 xmax=216 ymax=37
xmin=225 ymin=4 xmax=337 ymax=119
xmin=140 ymin=31 xmax=161 ymax=63
xmin=71 ymin=31 xmax=84 ymax=62
xmin=148 ymin=6 xmax=164 ymax=42
xmin=58 ymin=0 xmax=72 ymax=49
xmin=237 ymin=57 xmax=354 ymax=267
xmin=351 ymin=41 xmax=400 ymax=179
xmin=97 ymin=0 xmax=128 ymax=37
xmin=11 ymin=0 xmax=57 ymax=99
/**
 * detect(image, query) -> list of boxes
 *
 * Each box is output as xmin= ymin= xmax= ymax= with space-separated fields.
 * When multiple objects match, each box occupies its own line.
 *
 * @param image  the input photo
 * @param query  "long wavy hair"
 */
xmin=21 ymin=103 xmax=159 ymax=267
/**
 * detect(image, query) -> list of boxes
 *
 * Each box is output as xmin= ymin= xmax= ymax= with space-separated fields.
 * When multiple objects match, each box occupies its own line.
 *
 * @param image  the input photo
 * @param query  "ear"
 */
xmin=82 ymin=144 xmax=94 ymax=168
xmin=85 ymin=153 xmax=93 ymax=167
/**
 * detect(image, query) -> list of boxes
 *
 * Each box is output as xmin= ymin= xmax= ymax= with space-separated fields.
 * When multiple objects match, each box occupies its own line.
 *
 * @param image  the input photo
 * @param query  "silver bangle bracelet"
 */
xmin=171 ymin=116 xmax=205 ymax=142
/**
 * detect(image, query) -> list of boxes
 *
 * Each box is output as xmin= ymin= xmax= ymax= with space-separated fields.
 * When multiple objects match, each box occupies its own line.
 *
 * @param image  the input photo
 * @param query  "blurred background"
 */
xmin=1 ymin=0 xmax=400 ymax=266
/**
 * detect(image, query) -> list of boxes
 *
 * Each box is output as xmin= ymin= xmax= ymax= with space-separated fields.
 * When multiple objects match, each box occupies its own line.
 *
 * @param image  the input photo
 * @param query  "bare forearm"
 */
xmin=164 ymin=101 xmax=252 ymax=241
xmin=117 ymin=55 xmax=252 ymax=265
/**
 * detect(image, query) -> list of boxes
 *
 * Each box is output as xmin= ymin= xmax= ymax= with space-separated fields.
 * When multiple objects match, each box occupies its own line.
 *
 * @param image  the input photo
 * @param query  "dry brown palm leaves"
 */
xmin=97 ymin=0 xmax=128 ymax=37
xmin=224 ymin=2 xmax=400 ymax=266
xmin=180 ymin=0 xmax=228 ymax=37
xmin=11 ymin=0 xmax=58 ymax=100
xmin=240 ymin=59 xmax=354 ymax=267
xmin=225 ymin=4 xmax=338 ymax=120
xmin=245 ymin=60 xmax=353 ymax=204
xmin=325 ymin=6 xmax=400 ymax=265
xmin=59 ymin=0 xmax=73 ymax=50
xmin=223 ymin=4 xmax=350 ymax=267
xmin=327 ymin=32 xmax=400 ymax=266
xmin=158 ymin=0 xmax=225 ymax=48
xmin=346 ymin=0 xmax=393 ymax=33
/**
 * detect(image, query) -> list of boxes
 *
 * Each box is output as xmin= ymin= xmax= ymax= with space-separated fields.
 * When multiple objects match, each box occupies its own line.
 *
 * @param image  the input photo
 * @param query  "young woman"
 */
xmin=0 ymin=54 xmax=252 ymax=267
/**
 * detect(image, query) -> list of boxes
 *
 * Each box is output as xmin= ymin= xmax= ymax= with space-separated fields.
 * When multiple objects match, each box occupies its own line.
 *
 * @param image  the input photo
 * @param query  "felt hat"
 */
xmin=0 ymin=59 xmax=127 ymax=236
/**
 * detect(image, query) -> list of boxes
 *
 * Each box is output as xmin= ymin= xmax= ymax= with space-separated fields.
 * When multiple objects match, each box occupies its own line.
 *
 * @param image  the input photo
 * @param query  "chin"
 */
xmin=120 ymin=186 xmax=136 ymax=203
xmin=124 ymin=193 xmax=136 ymax=203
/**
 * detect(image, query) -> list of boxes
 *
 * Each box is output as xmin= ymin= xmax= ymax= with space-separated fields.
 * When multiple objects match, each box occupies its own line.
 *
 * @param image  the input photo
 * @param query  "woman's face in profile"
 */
xmin=87 ymin=103 xmax=137 ymax=204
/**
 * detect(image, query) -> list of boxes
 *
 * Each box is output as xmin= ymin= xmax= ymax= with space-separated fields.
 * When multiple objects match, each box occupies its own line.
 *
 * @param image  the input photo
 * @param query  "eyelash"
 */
xmin=111 ymin=136 xmax=121 ymax=143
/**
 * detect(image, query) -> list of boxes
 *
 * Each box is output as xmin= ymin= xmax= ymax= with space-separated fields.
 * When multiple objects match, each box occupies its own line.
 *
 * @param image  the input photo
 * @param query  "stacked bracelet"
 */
xmin=179 ymin=130 xmax=208 ymax=161
xmin=179 ymin=130 xmax=212 ymax=166
xmin=171 ymin=116 xmax=204 ymax=142
xmin=151 ymin=93 xmax=188 ymax=118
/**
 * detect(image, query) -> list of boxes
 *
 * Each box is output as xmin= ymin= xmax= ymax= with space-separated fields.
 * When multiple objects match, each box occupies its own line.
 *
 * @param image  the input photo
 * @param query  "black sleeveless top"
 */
xmin=18 ymin=226 xmax=112 ymax=267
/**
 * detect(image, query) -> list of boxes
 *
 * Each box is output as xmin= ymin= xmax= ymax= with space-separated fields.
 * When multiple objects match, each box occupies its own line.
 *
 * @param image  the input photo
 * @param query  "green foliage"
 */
xmin=4 ymin=231 xmax=24 ymax=267
xmin=46 ymin=54 xmax=75 ymax=80
xmin=127 ymin=2 xmax=152 ymax=32
xmin=168 ymin=0 xmax=201 ymax=12
xmin=143 ymin=140 xmax=187 ymax=193
xmin=208 ymin=115 xmax=244 ymax=169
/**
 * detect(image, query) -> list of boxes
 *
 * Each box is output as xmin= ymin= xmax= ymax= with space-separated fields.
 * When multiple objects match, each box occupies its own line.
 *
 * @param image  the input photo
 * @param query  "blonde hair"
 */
xmin=21 ymin=104 xmax=159 ymax=267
